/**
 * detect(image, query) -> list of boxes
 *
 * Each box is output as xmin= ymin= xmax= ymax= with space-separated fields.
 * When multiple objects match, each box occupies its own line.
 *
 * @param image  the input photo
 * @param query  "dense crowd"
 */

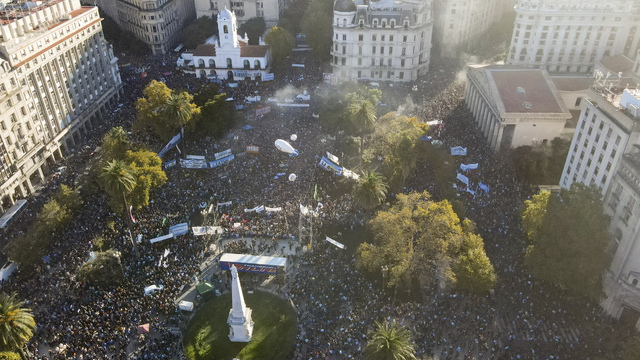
xmin=0 ymin=44 xmax=630 ymax=360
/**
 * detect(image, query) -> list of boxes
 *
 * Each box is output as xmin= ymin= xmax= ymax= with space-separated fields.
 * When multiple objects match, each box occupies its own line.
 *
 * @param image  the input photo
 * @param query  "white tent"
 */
xmin=178 ymin=300 xmax=194 ymax=312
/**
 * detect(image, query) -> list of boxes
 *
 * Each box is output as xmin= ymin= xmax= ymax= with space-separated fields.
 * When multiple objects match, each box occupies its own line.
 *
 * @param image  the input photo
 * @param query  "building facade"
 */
xmin=601 ymin=152 xmax=640 ymax=330
xmin=465 ymin=65 xmax=572 ymax=150
xmin=0 ymin=0 xmax=122 ymax=209
xmin=507 ymin=0 xmax=640 ymax=73
xmin=195 ymin=0 xmax=287 ymax=28
xmin=331 ymin=0 xmax=433 ymax=83
xmin=93 ymin=0 xmax=196 ymax=55
xmin=433 ymin=0 xmax=500 ymax=57
xmin=177 ymin=9 xmax=270 ymax=81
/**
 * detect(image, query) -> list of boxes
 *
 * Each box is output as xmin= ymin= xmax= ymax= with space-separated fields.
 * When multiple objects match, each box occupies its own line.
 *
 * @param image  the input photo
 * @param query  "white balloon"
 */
xmin=288 ymin=173 xmax=297 ymax=181
xmin=290 ymin=134 xmax=298 ymax=141
xmin=275 ymin=139 xmax=299 ymax=155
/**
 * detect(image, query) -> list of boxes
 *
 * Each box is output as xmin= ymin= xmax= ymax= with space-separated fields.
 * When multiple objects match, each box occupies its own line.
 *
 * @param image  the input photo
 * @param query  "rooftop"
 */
xmin=490 ymin=69 xmax=564 ymax=113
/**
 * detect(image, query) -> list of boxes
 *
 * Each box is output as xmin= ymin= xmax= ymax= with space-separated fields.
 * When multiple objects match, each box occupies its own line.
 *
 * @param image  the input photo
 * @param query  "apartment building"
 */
xmin=93 ymin=0 xmax=195 ymax=55
xmin=507 ymin=0 xmax=640 ymax=73
xmin=0 ymin=0 xmax=122 ymax=209
xmin=195 ymin=0 xmax=288 ymax=28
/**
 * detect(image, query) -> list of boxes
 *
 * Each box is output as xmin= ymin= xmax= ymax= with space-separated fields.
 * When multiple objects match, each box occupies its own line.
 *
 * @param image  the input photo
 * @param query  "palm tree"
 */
xmin=353 ymin=171 xmax=388 ymax=210
xmin=0 ymin=294 xmax=35 ymax=360
xmin=100 ymin=160 xmax=138 ymax=252
xmin=349 ymin=99 xmax=377 ymax=165
xmin=363 ymin=321 xmax=417 ymax=360
xmin=164 ymin=93 xmax=194 ymax=127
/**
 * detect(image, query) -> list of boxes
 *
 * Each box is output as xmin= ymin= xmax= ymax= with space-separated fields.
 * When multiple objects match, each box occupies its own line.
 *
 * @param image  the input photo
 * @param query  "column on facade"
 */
xmin=481 ymin=104 xmax=490 ymax=135
xmin=489 ymin=117 xmax=500 ymax=149
xmin=24 ymin=178 xmax=34 ymax=194
xmin=494 ymin=124 xmax=505 ymax=149
xmin=16 ymin=183 xmax=26 ymax=198
xmin=37 ymin=167 xmax=45 ymax=183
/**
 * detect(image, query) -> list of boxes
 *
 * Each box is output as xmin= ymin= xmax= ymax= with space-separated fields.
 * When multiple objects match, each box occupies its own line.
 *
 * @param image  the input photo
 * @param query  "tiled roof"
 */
xmin=193 ymin=44 xmax=216 ymax=57
xmin=240 ymin=45 xmax=268 ymax=58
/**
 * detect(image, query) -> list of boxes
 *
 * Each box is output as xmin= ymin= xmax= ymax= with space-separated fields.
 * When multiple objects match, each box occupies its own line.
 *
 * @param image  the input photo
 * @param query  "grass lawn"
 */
xmin=183 ymin=291 xmax=297 ymax=360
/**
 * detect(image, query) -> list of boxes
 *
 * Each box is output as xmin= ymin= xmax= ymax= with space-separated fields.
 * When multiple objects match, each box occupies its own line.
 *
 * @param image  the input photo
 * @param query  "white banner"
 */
xmin=265 ymin=207 xmax=282 ymax=212
xmin=342 ymin=168 xmax=360 ymax=180
xmin=450 ymin=146 xmax=468 ymax=156
xmin=179 ymin=158 xmax=208 ymax=169
xmin=186 ymin=155 xmax=206 ymax=160
xmin=214 ymin=149 xmax=233 ymax=160
xmin=326 ymin=152 xmax=340 ymax=165
xmin=169 ymin=223 xmax=189 ymax=236
xmin=460 ymin=163 xmax=479 ymax=172
xmin=192 ymin=226 xmax=224 ymax=236
xmin=325 ymin=236 xmax=345 ymax=249
xmin=150 ymin=233 xmax=174 ymax=244
xmin=244 ymin=205 xmax=265 ymax=213
xmin=217 ymin=201 xmax=232 ymax=207
xmin=456 ymin=173 xmax=469 ymax=185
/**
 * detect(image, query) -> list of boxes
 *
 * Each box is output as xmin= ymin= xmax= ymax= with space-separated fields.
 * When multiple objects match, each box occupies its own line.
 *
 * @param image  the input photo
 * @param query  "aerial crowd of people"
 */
xmin=0 ymin=44 xmax=631 ymax=360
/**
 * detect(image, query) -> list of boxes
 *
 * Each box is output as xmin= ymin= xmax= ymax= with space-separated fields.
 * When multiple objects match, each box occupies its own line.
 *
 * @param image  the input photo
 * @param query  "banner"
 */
xmin=220 ymin=261 xmax=277 ymax=274
xmin=318 ymin=156 xmax=343 ymax=175
xmin=342 ymin=168 xmax=360 ymax=180
xmin=262 ymin=73 xmax=274 ymax=81
xmin=460 ymin=163 xmax=479 ymax=172
xmin=209 ymin=155 xmax=234 ymax=168
xmin=217 ymin=201 xmax=232 ymax=207
xmin=466 ymin=187 xmax=476 ymax=195
xmin=158 ymin=132 xmax=182 ymax=157
xmin=456 ymin=173 xmax=469 ymax=185
xmin=169 ymin=223 xmax=189 ymax=236
xmin=265 ymin=207 xmax=282 ymax=212
xmin=326 ymin=152 xmax=340 ymax=165
xmin=186 ymin=155 xmax=206 ymax=160
xmin=150 ymin=233 xmax=174 ymax=244
xmin=246 ymin=145 xmax=260 ymax=154
xmin=179 ymin=158 xmax=209 ymax=169
xmin=450 ymin=146 xmax=468 ymax=156
xmin=192 ymin=226 xmax=223 ymax=236
xmin=255 ymin=106 xmax=271 ymax=118
xmin=214 ymin=149 xmax=233 ymax=160
xmin=325 ymin=236 xmax=345 ymax=249
xmin=244 ymin=205 xmax=265 ymax=213
xmin=478 ymin=182 xmax=490 ymax=193
xmin=164 ymin=159 xmax=177 ymax=168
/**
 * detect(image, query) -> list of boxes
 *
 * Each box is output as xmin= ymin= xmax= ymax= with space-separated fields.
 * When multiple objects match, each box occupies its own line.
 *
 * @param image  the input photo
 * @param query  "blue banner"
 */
xmin=220 ymin=261 xmax=278 ymax=274
xmin=209 ymin=154 xmax=235 ymax=168
xmin=318 ymin=156 xmax=343 ymax=175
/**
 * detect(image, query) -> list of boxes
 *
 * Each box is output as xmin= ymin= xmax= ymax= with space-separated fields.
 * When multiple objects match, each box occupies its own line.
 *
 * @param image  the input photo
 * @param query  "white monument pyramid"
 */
xmin=227 ymin=265 xmax=254 ymax=342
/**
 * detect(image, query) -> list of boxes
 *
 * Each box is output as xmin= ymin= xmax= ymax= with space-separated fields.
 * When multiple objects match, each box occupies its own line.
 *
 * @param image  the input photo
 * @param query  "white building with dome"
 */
xmin=331 ymin=0 xmax=433 ymax=83
xmin=177 ymin=8 xmax=271 ymax=81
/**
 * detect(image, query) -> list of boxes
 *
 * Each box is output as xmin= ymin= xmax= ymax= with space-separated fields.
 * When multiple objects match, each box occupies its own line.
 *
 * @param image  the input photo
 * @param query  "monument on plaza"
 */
xmin=227 ymin=265 xmax=254 ymax=342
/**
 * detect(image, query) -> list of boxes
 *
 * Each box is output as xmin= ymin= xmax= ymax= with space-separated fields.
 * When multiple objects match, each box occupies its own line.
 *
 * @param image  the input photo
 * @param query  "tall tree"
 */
xmin=363 ymin=321 xmax=417 ymax=360
xmin=301 ymin=0 xmax=333 ymax=59
xmin=522 ymin=184 xmax=611 ymax=299
xmin=349 ymin=99 xmax=377 ymax=165
xmin=125 ymin=149 xmax=167 ymax=209
xmin=264 ymin=27 xmax=295 ymax=68
xmin=352 ymin=171 xmax=388 ymax=210
xmin=0 ymin=294 xmax=35 ymax=360
xmin=100 ymin=160 xmax=137 ymax=215
xmin=454 ymin=244 xmax=497 ymax=295
xmin=238 ymin=17 xmax=266 ymax=45
xmin=135 ymin=81 xmax=199 ymax=140
xmin=101 ymin=126 xmax=130 ymax=163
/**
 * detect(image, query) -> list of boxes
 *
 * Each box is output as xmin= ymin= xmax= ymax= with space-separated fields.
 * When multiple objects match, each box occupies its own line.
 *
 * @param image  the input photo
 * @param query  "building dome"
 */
xmin=219 ymin=7 xmax=234 ymax=20
xmin=334 ymin=0 xmax=356 ymax=12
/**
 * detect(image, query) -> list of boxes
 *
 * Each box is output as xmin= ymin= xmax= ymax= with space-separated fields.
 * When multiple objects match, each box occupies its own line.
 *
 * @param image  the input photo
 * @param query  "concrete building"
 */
xmin=465 ymin=65 xmax=572 ymax=150
xmin=602 ymin=151 xmax=640 ymax=330
xmin=507 ymin=0 xmax=640 ymax=73
xmin=433 ymin=0 xmax=500 ymax=57
xmin=92 ymin=0 xmax=196 ymax=55
xmin=0 ymin=0 xmax=122 ymax=209
xmin=195 ymin=0 xmax=287 ymax=28
xmin=331 ymin=0 xmax=433 ymax=83
xmin=177 ymin=8 xmax=270 ymax=81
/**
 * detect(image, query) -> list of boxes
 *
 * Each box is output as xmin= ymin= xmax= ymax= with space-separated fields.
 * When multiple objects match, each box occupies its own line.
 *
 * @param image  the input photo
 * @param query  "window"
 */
xmin=224 ymin=25 xmax=229 ymax=34
xmin=343 ymin=35 xmax=346 ymax=41
xmin=359 ymin=34 xmax=363 ymax=41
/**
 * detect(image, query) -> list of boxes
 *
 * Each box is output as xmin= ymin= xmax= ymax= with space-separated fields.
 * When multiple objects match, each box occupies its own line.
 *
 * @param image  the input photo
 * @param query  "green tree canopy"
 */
xmin=454 ymin=244 xmax=497 ymax=295
xmin=357 ymin=191 xmax=494 ymax=294
xmin=125 ymin=149 xmax=167 ymax=209
xmin=134 ymin=81 xmax=200 ymax=140
xmin=179 ymin=16 xmax=218 ymax=49
xmin=238 ymin=17 xmax=266 ymax=45
xmin=264 ymin=27 xmax=295 ymax=68
xmin=0 ymin=294 xmax=35 ymax=359
xmin=522 ymin=184 xmax=611 ymax=299
xmin=77 ymin=250 xmax=125 ymax=288
xmin=363 ymin=321 xmax=417 ymax=360
xmin=0 ymin=351 xmax=20 ymax=360
xmin=352 ymin=171 xmax=388 ymax=210
xmin=101 ymin=126 xmax=130 ymax=163
xmin=301 ymin=0 xmax=333 ymax=59
xmin=100 ymin=159 xmax=137 ymax=214
xmin=54 ymin=184 xmax=82 ymax=213
xmin=191 ymin=84 xmax=236 ymax=138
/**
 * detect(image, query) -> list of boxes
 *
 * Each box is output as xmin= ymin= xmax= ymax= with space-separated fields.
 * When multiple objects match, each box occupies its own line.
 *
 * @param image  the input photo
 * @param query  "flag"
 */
xmin=313 ymin=184 xmax=318 ymax=201
xmin=162 ymin=217 xmax=167 ymax=226
xmin=129 ymin=206 xmax=136 ymax=223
